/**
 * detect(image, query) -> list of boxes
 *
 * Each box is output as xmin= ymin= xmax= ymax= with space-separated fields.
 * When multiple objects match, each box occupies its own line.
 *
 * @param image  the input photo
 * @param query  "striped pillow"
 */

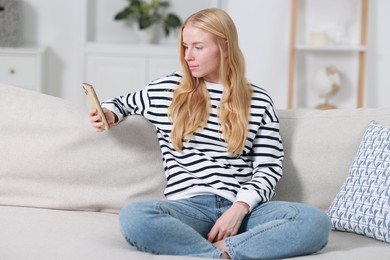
xmin=328 ymin=121 xmax=390 ymax=243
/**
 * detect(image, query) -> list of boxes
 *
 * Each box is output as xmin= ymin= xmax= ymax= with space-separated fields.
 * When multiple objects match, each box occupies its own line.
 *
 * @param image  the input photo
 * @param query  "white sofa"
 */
xmin=1 ymin=83 xmax=389 ymax=260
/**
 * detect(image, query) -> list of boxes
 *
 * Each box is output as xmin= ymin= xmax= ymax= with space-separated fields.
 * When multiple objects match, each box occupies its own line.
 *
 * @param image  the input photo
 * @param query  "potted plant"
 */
xmin=114 ymin=0 xmax=182 ymax=42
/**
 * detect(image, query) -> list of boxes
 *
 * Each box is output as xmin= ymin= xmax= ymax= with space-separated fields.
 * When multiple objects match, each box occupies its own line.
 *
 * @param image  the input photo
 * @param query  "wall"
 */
xmin=227 ymin=0 xmax=291 ymax=108
xmin=20 ymin=0 xmax=84 ymax=100
xmin=19 ymin=0 xmax=390 ymax=109
xmin=367 ymin=0 xmax=390 ymax=108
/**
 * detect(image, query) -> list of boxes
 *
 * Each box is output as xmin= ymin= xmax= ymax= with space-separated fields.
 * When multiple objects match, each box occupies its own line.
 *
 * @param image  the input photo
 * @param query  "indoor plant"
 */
xmin=114 ymin=0 xmax=182 ymax=40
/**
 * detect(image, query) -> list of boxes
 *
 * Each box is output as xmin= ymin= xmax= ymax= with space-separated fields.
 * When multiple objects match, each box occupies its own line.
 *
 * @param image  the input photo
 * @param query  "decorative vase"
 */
xmin=0 ymin=0 xmax=20 ymax=47
xmin=135 ymin=24 xmax=162 ymax=44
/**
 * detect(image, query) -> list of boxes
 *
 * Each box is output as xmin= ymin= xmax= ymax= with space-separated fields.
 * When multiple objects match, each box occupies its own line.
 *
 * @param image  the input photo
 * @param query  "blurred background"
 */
xmin=0 ymin=0 xmax=388 ymax=109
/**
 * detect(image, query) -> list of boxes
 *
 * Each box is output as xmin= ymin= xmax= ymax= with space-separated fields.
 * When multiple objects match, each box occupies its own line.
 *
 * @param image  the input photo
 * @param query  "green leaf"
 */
xmin=165 ymin=13 xmax=181 ymax=27
xmin=114 ymin=8 xmax=132 ymax=20
xmin=139 ymin=17 xmax=152 ymax=29
xmin=114 ymin=0 xmax=181 ymax=37
xmin=159 ymin=1 xmax=170 ymax=8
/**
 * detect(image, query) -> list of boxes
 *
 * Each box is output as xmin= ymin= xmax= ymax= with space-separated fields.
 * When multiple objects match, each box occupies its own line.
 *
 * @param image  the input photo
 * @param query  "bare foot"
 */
xmin=214 ymin=240 xmax=231 ymax=259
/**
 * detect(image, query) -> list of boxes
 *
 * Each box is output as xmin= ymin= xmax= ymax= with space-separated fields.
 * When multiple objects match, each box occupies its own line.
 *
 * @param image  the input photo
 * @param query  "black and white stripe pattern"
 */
xmin=102 ymin=72 xmax=283 ymax=210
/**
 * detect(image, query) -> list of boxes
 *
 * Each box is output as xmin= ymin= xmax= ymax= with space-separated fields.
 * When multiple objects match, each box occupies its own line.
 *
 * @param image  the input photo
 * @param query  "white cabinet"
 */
xmin=0 ymin=46 xmax=46 ymax=92
xmin=83 ymin=43 xmax=179 ymax=102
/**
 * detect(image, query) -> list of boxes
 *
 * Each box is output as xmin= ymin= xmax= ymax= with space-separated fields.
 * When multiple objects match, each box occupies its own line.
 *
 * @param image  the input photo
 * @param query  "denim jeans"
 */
xmin=119 ymin=195 xmax=331 ymax=260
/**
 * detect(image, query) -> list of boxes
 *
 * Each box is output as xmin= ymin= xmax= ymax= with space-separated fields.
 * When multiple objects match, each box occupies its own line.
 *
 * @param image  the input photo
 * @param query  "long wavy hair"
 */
xmin=168 ymin=8 xmax=252 ymax=155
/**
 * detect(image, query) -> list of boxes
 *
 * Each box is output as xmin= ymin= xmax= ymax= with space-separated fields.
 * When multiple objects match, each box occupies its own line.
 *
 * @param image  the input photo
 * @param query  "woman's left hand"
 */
xmin=207 ymin=201 xmax=249 ymax=243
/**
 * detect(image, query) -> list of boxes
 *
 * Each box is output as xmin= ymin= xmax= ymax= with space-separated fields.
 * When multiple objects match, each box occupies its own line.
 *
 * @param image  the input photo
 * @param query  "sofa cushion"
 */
xmin=1 ymin=205 xmax=390 ymax=260
xmin=327 ymin=120 xmax=390 ymax=243
xmin=0 ymin=84 xmax=166 ymax=213
xmin=0 ymin=206 xmax=204 ymax=260
xmin=275 ymin=108 xmax=390 ymax=211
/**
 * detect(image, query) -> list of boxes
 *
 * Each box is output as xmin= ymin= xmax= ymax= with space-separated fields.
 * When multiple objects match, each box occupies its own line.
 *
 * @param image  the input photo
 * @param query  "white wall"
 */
xmin=20 ymin=0 xmax=84 ymax=100
xmin=367 ymin=0 xmax=390 ymax=108
xmin=19 ymin=0 xmax=390 ymax=109
xmin=227 ymin=0 xmax=291 ymax=108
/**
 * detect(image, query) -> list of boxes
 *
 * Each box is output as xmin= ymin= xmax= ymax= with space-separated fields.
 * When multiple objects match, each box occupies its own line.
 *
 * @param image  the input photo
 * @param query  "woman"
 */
xmin=89 ymin=8 xmax=330 ymax=260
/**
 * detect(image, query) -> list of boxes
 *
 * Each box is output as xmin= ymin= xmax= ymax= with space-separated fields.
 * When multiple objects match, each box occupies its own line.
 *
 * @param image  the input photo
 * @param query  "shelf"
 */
xmin=295 ymin=44 xmax=366 ymax=52
xmin=84 ymin=42 xmax=177 ymax=56
xmin=81 ymin=0 xmax=226 ymax=44
xmin=0 ymin=45 xmax=47 ymax=55
xmin=287 ymin=0 xmax=369 ymax=109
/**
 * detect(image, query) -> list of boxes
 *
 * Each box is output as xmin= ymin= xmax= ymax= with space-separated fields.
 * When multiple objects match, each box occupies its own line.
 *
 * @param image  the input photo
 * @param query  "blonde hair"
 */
xmin=168 ymin=8 xmax=252 ymax=155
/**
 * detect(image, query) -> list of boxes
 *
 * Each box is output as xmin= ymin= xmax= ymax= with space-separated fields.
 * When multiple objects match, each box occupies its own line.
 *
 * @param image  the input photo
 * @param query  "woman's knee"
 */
xmin=301 ymin=203 xmax=331 ymax=233
xmin=293 ymin=203 xmax=331 ymax=251
xmin=119 ymin=200 xmax=158 ymax=244
xmin=120 ymin=200 xmax=150 ymax=222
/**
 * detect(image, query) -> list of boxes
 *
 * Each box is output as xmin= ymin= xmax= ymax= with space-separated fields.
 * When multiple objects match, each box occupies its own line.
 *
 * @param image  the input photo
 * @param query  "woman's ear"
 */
xmin=223 ymin=40 xmax=228 ymax=58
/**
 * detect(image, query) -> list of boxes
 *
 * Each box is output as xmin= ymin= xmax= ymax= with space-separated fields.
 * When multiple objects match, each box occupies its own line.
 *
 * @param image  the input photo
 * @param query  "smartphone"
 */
xmin=82 ymin=83 xmax=110 ymax=130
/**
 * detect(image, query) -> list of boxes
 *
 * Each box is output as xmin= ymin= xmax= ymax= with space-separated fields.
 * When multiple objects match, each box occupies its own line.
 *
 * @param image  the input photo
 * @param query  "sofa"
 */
xmin=0 ymin=82 xmax=389 ymax=260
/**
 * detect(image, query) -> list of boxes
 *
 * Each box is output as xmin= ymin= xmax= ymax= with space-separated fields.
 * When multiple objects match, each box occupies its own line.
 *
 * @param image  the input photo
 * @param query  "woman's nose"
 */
xmin=184 ymin=50 xmax=193 ymax=61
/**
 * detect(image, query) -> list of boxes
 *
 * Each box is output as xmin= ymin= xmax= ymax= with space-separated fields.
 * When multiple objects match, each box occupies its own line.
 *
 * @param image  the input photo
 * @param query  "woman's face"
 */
xmin=182 ymin=25 xmax=222 ymax=83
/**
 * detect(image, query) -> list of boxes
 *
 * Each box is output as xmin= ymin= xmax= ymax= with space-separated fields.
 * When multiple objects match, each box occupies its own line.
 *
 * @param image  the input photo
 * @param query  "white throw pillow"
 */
xmin=328 ymin=121 xmax=390 ymax=243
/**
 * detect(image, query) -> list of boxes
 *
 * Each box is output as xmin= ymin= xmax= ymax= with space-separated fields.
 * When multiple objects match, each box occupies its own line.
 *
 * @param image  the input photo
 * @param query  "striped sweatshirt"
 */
xmin=102 ymin=72 xmax=284 ymax=211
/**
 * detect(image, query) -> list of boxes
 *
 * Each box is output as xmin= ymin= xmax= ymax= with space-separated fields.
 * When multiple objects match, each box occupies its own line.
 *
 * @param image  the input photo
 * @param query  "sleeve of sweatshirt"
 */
xmin=235 ymin=101 xmax=284 ymax=212
xmin=101 ymin=89 xmax=151 ymax=123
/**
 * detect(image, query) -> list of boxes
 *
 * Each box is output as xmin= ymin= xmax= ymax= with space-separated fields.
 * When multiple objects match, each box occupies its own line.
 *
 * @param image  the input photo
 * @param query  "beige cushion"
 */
xmin=1 ymin=205 xmax=390 ymax=260
xmin=275 ymin=108 xmax=390 ymax=210
xmin=0 ymin=84 xmax=166 ymax=213
xmin=0 ymin=206 xmax=204 ymax=260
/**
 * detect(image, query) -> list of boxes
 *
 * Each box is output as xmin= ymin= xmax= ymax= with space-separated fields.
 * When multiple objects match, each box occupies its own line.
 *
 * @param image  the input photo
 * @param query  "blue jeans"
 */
xmin=119 ymin=195 xmax=330 ymax=259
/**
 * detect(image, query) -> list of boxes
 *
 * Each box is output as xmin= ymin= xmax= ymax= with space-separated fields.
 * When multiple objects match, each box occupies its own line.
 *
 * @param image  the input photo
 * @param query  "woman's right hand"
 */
xmin=89 ymin=108 xmax=117 ymax=132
